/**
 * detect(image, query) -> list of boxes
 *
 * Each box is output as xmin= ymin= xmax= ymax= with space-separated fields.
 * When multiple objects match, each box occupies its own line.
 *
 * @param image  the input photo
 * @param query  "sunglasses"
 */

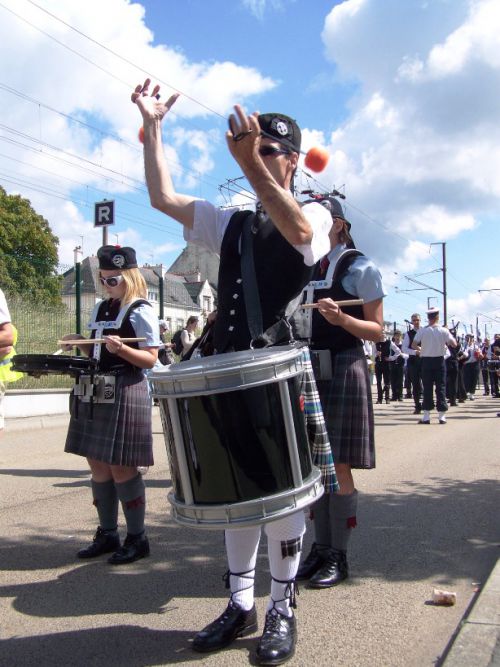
xmin=99 ymin=275 xmax=124 ymax=287
xmin=259 ymin=146 xmax=290 ymax=157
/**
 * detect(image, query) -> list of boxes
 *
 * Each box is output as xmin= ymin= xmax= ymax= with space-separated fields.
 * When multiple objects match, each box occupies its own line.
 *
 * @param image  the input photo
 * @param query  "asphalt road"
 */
xmin=1 ymin=393 xmax=499 ymax=666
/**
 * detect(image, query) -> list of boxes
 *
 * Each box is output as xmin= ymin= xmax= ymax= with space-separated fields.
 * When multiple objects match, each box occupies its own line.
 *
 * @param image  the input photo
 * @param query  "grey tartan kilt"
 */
xmin=315 ymin=345 xmax=375 ymax=469
xmin=64 ymin=373 xmax=154 ymax=467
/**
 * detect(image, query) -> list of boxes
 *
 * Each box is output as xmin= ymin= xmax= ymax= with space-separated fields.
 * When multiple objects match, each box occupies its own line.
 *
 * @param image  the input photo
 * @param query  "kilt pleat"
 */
xmin=65 ymin=374 xmax=153 ymax=467
xmin=316 ymin=346 xmax=375 ymax=469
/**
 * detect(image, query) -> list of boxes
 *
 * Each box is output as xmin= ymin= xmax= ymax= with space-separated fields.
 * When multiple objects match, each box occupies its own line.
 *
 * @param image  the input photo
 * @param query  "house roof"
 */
xmin=167 ymin=242 xmax=220 ymax=288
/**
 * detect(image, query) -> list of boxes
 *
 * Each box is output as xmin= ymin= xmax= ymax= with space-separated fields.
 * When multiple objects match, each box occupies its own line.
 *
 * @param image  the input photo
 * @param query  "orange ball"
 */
xmin=138 ymin=126 xmax=145 ymax=143
xmin=304 ymin=146 xmax=329 ymax=172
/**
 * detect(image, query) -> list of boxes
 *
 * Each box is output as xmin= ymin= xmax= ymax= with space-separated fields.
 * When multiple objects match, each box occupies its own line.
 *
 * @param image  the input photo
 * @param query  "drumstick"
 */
xmin=57 ymin=337 xmax=147 ymax=346
xmin=302 ymin=299 xmax=364 ymax=309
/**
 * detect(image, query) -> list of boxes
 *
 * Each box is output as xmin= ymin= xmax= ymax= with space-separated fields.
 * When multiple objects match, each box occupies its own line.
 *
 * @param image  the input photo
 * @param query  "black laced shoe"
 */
xmin=77 ymin=527 xmax=120 ymax=559
xmin=192 ymin=600 xmax=258 ymax=653
xmin=296 ymin=543 xmax=326 ymax=581
xmin=255 ymin=609 xmax=296 ymax=665
xmin=108 ymin=533 xmax=149 ymax=565
xmin=308 ymin=549 xmax=348 ymax=589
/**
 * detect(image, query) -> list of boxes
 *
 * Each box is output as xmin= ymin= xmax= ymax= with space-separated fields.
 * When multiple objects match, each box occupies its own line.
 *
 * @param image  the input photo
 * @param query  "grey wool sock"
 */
xmin=91 ymin=479 xmax=118 ymax=532
xmin=329 ymin=489 xmax=359 ymax=552
xmin=115 ymin=473 xmax=146 ymax=536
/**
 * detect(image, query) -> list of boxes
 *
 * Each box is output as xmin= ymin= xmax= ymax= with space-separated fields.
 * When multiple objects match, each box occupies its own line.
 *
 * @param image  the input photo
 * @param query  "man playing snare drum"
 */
xmin=132 ymin=79 xmax=335 ymax=665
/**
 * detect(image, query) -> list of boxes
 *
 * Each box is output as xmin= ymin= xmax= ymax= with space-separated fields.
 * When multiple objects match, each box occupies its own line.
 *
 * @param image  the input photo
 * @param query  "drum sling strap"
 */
xmin=240 ymin=212 xmax=301 ymax=348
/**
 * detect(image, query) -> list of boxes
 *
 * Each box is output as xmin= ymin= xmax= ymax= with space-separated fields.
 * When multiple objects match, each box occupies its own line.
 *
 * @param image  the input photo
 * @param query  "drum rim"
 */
xmin=167 ymin=468 xmax=323 ymax=530
xmin=150 ymin=345 xmax=307 ymax=396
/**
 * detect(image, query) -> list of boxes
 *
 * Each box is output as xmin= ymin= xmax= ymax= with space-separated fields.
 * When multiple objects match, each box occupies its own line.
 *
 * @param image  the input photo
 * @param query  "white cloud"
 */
xmin=0 ymin=0 xmax=276 ymax=266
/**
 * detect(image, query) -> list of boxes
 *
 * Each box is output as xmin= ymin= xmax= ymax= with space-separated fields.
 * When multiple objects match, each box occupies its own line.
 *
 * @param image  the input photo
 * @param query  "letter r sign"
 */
xmin=94 ymin=200 xmax=115 ymax=227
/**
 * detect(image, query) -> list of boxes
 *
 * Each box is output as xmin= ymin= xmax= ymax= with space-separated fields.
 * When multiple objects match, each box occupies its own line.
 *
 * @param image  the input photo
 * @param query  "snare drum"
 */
xmin=11 ymin=354 xmax=97 ymax=377
xmin=487 ymin=360 xmax=500 ymax=371
xmin=149 ymin=345 xmax=323 ymax=529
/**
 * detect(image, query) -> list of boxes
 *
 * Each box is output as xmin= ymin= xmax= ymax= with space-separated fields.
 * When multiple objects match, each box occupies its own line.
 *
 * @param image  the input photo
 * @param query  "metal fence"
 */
xmin=7 ymin=293 xmax=94 ymax=390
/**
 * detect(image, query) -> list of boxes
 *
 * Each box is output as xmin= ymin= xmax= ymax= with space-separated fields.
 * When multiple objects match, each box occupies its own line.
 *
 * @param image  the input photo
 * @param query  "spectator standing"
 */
xmin=158 ymin=320 xmax=175 ymax=365
xmin=180 ymin=316 xmax=199 ymax=359
xmin=0 ymin=288 xmax=16 ymax=435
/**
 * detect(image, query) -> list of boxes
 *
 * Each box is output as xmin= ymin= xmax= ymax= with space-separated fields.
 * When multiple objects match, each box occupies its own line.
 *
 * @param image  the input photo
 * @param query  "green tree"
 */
xmin=0 ymin=185 xmax=61 ymax=302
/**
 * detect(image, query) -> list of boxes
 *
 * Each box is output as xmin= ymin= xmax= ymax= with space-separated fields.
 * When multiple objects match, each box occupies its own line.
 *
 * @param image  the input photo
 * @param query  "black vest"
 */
xmin=213 ymin=211 xmax=314 ymax=352
xmin=310 ymin=250 xmax=364 ymax=353
xmin=375 ymin=339 xmax=391 ymax=363
xmin=93 ymin=298 xmax=148 ymax=373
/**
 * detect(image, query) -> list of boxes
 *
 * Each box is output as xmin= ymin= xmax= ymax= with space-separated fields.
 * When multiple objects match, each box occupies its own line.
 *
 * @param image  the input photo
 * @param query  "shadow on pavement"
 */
xmin=0 ymin=625 xmax=257 ymax=666
xmin=354 ymin=476 xmax=500 ymax=585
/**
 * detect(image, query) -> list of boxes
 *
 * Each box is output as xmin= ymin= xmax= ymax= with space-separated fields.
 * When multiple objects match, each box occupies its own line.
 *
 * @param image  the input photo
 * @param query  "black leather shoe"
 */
xmin=296 ymin=543 xmax=326 ymax=581
xmin=308 ymin=549 xmax=348 ymax=589
xmin=77 ymin=527 xmax=120 ymax=559
xmin=192 ymin=600 xmax=258 ymax=653
xmin=108 ymin=533 xmax=149 ymax=565
xmin=255 ymin=610 xmax=296 ymax=665
xmin=413 ymin=407 xmax=422 ymax=414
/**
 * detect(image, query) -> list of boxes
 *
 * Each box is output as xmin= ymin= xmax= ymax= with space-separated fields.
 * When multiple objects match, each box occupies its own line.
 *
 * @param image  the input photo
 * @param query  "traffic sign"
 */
xmin=94 ymin=200 xmax=115 ymax=227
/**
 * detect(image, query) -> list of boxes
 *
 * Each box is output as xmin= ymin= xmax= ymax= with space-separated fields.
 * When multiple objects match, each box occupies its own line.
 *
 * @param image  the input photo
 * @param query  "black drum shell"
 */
xmin=151 ymin=345 xmax=324 ymax=528
xmin=11 ymin=354 xmax=97 ymax=376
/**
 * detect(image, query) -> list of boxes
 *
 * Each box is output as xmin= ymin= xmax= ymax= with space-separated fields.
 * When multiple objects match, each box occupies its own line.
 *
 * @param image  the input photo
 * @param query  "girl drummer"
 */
xmin=63 ymin=245 xmax=159 ymax=564
xmin=296 ymin=197 xmax=385 ymax=588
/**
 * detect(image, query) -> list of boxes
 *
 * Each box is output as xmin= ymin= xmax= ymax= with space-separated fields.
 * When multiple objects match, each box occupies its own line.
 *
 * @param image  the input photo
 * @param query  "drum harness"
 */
xmin=296 ymin=248 xmax=363 ymax=381
xmin=72 ymin=299 xmax=143 ymax=417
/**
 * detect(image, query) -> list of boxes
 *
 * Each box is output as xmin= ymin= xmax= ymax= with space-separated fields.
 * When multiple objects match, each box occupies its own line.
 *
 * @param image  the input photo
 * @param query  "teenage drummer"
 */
xmin=62 ymin=245 xmax=160 ymax=565
xmin=132 ymin=81 xmax=334 ymax=665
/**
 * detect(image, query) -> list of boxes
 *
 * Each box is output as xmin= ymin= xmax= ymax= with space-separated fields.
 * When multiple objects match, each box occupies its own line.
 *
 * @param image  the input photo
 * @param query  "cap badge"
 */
xmin=275 ymin=120 xmax=289 ymax=136
xmin=112 ymin=254 xmax=125 ymax=268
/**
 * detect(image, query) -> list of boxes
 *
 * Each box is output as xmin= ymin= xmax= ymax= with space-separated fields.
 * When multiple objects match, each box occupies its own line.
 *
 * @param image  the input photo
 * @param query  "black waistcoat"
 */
xmin=375 ymin=339 xmax=391 ymax=362
xmin=93 ymin=298 xmax=148 ymax=372
xmin=406 ymin=328 xmax=419 ymax=363
xmin=213 ymin=210 xmax=314 ymax=352
xmin=310 ymin=250 xmax=364 ymax=353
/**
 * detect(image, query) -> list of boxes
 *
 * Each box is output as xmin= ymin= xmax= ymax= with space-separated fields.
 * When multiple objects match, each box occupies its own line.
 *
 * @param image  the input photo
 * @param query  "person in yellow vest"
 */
xmin=0 ymin=289 xmax=22 ymax=434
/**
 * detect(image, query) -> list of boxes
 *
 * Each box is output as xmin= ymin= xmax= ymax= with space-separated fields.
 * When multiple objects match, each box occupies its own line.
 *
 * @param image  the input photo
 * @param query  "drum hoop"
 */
xmin=167 ymin=468 xmax=323 ymax=530
xmin=150 ymin=345 xmax=306 ymax=397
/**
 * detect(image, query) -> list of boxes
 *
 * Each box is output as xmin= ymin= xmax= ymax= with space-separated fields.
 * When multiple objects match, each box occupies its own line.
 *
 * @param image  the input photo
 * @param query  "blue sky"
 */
xmin=1 ymin=0 xmax=500 ymax=335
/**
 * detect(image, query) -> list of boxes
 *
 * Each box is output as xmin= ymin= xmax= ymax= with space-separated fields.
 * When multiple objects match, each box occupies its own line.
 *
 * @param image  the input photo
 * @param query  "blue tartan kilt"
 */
xmin=65 ymin=373 xmax=154 ymax=467
xmin=316 ymin=346 xmax=375 ymax=469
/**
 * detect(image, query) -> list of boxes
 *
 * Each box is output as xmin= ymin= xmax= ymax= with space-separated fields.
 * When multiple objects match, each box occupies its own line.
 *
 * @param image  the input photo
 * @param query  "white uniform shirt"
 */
xmin=185 ymin=198 xmax=332 ymax=266
xmin=402 ymin=329 xmax=420 ymax=357
xmin=413 ymin=325 xmax=455 ymax=358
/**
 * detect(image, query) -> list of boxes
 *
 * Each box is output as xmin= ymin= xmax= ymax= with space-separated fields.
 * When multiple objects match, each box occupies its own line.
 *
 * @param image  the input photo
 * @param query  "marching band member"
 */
xmin=402 ymin=314 xmax=423 ymax=414
xmin=63 ymin=245 xmax=160 ymax=565
xmin=133 ymin=79 xmax=334 ymax=665
xmin=412 ymin=308 xmax=456 ymax=425
xmin=462 ymin=334 xmax=480 ymax=400
xmin=387 ymin=330 xmax=407 ymax=402
xmin=294 ymin=196 xmax=385 ymax=588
